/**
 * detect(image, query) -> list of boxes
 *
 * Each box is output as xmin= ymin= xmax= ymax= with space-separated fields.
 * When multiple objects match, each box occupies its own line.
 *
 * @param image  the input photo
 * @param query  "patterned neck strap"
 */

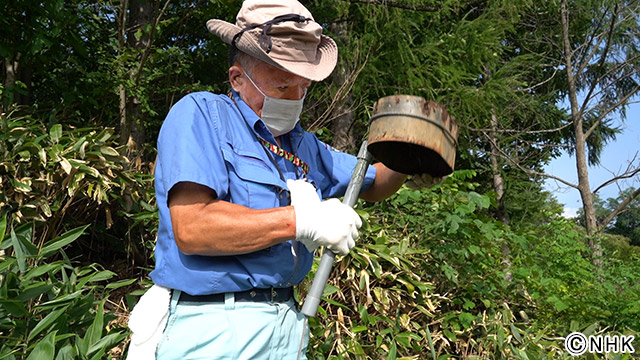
xmin=258 ymin=137 xmax=309 ymax=175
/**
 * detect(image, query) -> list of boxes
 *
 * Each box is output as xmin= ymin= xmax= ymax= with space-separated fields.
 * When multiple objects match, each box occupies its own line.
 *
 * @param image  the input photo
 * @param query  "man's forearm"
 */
xmin=169 ymin=182 xmax=296 ymax=256
xmin=359 ymin=163 xmax=408 ymax=202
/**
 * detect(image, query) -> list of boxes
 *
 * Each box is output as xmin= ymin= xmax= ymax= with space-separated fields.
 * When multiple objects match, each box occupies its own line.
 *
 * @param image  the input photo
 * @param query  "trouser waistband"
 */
xmin=178 ymin=287 xmax=294 ymax=303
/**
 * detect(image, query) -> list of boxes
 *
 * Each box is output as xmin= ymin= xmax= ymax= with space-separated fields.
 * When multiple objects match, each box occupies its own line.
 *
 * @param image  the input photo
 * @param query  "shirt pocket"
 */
xmin=221 ymin=145 xmax=284 ymax=209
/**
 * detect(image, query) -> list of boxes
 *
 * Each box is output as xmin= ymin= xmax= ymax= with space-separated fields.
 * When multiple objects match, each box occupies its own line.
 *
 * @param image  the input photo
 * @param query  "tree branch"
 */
xmin=133 ymin=0 xmax=171 ymax=87
xmin=592 ymin=155 xmax=640 ymax=194
xmin=599 ymin=186 xmax=640 ymax=231
xmin=584 ymin=83 xmax=640 ymax=139
xmin=344 ymin=0 xmax=438 ymax=12
xmin=463 ymin=120 xmax=573 ymax=135
xmin=515 ymin=67 xmax=560 ymax=93
xmin=307 ymin=44 xmax=371 ymax=131
xmin=583 ymin=62 xmax=640 ymax=104
xmin=577 ymin=4 xmax=618 ymax=119
xmin=575 ymin=4 xmax=614 ymax=75
xmin=481 ymin=130 xmax=579 ymax=189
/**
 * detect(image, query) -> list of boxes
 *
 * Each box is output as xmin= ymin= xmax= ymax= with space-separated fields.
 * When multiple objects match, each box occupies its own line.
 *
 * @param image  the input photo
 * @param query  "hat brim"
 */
xmin=207 ymin=19 xmax=337 ymax=81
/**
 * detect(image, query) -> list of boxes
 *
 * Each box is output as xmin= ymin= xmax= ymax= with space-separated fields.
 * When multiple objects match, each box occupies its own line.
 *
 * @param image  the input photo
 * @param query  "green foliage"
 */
xmin=0 ymin=220 xmax=132 ymax=359
xmin=0 ymin=107 xmax=157 ymax=265
xmin=576 ymin=189 xmax=640 ymax=246
xmin=1 ymin=110 xmax=125 ymax=222
xmin=605 ymin=188 xmax=640 ymax=246
xmin=0 ymin=108 xmax=156 ymax=359
xmin=302 ymin=170 xmax=640 ymax=359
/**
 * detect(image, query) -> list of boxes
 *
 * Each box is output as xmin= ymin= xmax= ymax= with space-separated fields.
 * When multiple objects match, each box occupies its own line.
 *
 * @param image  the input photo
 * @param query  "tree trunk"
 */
xmin=488 ymin=110 xmax=513 ymax=282
xmin=117 ymin=0 xmax=128 ymax=149
xmin=329 ymin=74 xmax=356 ymax=152
xmin=120 ymin=0 xmax=153 ymax=159
xmin=329 ymin=21 xmax=356 ymax=152
xmin=3 ymin=56 xmax=18 ymax=110
xmin=18 ymin=62 xmax=32 ymax=106
xmin=3 ymin=54 xmax=27 ymax=109
xmin=4 ymin=58 xmax=17 ymax=91
xmin=489 ymin=111 xmax=509 ymax=225
xmin=5 ymin=5 xmax=34 ymax=108
xmin=560 ymin=0 xmax=602 ymax=268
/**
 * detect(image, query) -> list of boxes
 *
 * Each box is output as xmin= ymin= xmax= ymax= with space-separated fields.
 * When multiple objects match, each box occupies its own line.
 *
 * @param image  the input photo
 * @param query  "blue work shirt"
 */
xmin=150 ymin=91 xmax=377 ymax=295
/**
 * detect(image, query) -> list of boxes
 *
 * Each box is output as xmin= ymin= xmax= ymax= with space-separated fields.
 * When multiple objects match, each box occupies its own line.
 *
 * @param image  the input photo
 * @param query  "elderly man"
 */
xmin=127 ymin=0 xmax=438 ymax=359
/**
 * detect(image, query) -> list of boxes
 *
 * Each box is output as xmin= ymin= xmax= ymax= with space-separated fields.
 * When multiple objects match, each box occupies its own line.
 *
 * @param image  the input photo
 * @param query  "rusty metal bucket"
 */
xmin=367 ymin=95 xmax=459 ymax=177
xmin=302 ymin=95 xmax=459 ymax=318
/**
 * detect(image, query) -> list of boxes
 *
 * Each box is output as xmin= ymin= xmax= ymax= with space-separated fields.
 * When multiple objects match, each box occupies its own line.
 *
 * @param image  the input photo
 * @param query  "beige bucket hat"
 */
xmin=206 ymin=0 xmax=338 ymax=81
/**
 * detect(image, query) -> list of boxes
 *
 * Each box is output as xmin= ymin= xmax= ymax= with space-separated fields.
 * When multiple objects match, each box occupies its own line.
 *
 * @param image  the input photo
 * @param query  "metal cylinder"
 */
xmin=300 ymin=141 xmax=372 ymax=318
xmin=367 ymin=95 xmax=459 ymax=177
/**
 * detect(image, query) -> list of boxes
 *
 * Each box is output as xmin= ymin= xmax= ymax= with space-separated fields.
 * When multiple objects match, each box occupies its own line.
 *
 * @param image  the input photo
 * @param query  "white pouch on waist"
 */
xmin=126 ymin=284 xmax=171 ymax=360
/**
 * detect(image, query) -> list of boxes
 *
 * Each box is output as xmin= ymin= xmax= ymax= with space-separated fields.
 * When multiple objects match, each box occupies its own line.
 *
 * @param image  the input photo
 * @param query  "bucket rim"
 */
xmin=369 ymin=111 xmax=458 ymax=146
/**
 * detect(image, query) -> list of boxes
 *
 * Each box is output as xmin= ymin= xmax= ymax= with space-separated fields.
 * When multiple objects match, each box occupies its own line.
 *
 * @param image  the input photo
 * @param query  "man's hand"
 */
xmin=287 ymin=179 xmax=360 ymax=255
xmin=405 ymin=173 xmax=447 ymax=190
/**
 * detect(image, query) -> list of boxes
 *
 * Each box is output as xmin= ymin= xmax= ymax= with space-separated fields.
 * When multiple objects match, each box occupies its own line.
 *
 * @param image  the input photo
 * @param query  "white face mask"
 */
xmin=243 ymin=71 xmax=305 ymax=137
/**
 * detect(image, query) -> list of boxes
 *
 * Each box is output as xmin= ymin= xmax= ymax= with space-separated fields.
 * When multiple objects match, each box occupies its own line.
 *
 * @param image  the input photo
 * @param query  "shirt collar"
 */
xmin=231 ymin=89 xmax=262 ymax=131
xmin=288 ymin=123 xmax=305 ymax=149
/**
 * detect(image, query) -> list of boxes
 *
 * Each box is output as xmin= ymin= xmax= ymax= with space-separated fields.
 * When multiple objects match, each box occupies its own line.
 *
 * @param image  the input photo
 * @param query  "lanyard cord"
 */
xmin=286 ymin=134 xmax=302 ymax=180
xmin=258 ymin=137 xmax=309 ymax=176
xmin=260 ymin=142 xmax=286 ymax=182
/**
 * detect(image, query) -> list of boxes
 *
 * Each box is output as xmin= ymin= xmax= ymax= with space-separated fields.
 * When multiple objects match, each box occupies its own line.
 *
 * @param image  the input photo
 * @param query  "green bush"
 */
xmin=0 ymin=107 xmax=157 ymax=263
xmin=0 ymin=108 xmax=151 ymax=359
xmin=303 ymin=170 xmax=640 ymax=359
xmin=0 ymin=219 xmax=133 ymax=359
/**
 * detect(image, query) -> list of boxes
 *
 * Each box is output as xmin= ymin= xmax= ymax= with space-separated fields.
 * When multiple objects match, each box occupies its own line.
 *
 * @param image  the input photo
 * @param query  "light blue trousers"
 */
xmin=156 ymin=290 xmax=309 ymax=360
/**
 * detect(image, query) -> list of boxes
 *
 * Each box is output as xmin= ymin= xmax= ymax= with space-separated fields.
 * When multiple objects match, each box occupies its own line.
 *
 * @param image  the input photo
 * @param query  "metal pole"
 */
xmin=301 ymin=140 xmax=373 ymax=318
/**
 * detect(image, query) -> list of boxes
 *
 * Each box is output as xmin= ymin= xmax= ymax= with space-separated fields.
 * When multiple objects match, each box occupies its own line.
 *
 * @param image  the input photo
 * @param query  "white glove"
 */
xmin=405 ymin=173 xmax=447 ymax=190
xmin=287 ymin=179 xmax=361 ymax=256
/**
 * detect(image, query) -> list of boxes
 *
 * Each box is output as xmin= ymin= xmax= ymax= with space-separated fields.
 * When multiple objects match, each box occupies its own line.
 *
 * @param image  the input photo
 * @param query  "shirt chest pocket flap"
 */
xmin=221 ymin=146 xmax=283 ymax=209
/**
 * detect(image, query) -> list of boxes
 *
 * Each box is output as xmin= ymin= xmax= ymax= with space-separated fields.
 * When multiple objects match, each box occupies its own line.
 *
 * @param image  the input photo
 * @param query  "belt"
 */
xmin=178 ymin=287 xmax=294 ymax=303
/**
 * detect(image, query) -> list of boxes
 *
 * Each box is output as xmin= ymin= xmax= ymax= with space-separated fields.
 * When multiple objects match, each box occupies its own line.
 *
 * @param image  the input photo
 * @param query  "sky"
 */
xmin=543 ymin=103 xmax=640 ymax=218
